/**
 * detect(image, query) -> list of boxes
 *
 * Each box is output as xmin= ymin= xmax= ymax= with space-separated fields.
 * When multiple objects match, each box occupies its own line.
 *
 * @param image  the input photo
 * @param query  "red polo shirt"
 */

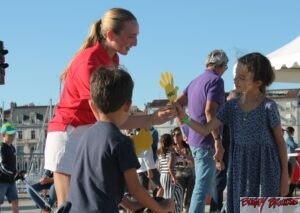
xmin=48 ymin=42 xmax=119 ymax=131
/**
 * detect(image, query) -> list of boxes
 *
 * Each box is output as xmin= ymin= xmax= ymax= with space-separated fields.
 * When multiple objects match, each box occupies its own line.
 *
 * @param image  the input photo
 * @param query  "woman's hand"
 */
xmin=151 ymin=104 xmax=176 ymax=125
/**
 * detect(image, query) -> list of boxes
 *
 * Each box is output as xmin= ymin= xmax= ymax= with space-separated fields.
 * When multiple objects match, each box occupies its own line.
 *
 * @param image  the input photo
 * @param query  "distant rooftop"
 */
xmin=147 ymin=99 xmax=169 ymax=108
xmin=146 ymin=88 xmax=300 ymax=108
xmin=266 ymin=88 xmax=300 ymax=99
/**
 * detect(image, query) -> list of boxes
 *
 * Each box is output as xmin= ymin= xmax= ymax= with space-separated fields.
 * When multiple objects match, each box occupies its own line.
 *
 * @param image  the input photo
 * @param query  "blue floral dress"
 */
xmin=217 ymin=98 xmax=281 ymax=212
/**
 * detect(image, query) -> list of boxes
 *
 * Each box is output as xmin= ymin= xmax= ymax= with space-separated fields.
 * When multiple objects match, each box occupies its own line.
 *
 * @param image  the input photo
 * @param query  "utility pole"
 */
xmin=1 ymin=101 xmax=4 ymax=124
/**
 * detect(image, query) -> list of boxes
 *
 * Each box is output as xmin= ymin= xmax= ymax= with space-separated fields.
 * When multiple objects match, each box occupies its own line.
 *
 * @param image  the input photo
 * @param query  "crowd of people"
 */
xmin=0 ymin=6 xmax=298 ymax=213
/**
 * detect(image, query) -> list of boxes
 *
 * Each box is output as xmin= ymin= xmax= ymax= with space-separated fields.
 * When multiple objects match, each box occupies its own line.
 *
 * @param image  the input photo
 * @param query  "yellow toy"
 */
xmin=159 ymin=71 xmax=178 ymax=103
xmin=131 ymin=129 xmax=153 ymax=156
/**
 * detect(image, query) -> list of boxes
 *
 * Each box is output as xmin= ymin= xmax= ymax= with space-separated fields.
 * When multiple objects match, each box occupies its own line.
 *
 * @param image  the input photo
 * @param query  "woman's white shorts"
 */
xmin=44 ymin=124 xmax=92 ymax=175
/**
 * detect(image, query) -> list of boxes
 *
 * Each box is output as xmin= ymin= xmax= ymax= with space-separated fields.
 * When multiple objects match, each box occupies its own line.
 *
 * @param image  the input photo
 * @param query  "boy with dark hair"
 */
xmin=68 ymin=67 xmax=174 ymax=213
xmin=0 ymin=122 xmax=19 ymax=213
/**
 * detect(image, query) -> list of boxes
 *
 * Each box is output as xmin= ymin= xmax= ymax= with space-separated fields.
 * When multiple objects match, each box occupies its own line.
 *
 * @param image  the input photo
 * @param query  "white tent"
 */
xmin=267 ymin=36 xmax=300 ymax=83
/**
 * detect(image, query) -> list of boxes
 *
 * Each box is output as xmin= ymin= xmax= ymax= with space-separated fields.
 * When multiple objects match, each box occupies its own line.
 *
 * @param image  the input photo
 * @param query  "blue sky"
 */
xmin=1 ymin=1 xmax=300 ymax=110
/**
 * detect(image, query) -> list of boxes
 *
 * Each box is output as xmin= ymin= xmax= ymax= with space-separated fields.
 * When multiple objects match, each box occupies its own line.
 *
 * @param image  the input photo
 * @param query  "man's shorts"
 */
xmin=44 ymin=124 xmax=92 ymax=175
xmin=0 ymin=182 xmax=18 ymax=203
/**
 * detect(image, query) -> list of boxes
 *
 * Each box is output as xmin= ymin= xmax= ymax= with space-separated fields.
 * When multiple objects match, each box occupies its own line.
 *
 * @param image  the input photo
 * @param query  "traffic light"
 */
xmin=0 ymin=40 xmax=9 ymax=85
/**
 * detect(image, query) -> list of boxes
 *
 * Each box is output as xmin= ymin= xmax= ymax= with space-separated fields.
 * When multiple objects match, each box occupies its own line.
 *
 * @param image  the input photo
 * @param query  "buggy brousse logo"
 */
xmin=240 ymin=197 xmax=300 ymax=213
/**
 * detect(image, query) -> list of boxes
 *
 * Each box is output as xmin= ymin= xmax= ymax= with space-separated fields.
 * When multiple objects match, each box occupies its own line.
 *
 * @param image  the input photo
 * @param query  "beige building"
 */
xmin=0 ymin=102 xmax=54 ymax=155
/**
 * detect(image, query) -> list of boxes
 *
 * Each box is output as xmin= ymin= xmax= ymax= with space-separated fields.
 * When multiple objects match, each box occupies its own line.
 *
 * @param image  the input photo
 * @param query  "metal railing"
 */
xmin=16 ymin=153 xmax=44 ymax=193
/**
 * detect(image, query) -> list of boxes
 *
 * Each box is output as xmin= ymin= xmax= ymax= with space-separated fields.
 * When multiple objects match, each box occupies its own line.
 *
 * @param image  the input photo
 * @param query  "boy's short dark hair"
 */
xmin=90 ymin=66 xmax=134 ymax=114
xmin=286 ymin=126 xmax=295 ymax=134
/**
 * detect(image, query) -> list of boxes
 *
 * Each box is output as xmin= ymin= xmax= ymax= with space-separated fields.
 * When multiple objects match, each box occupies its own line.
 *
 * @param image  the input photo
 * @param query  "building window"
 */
xmin=31 ymin=130 xmax=35 ymax=139
xmin=17 ymin=131 xmax=23 ymax=140
xmin=36 ymin=113 xmax=43 ymax=121
xmin=30 ymin=113 xmax=36 ymax=124
xmin=17 ymin=115 xmax=22 ymax=124
xmin=23 ymin=115 xmax=29 ymax=122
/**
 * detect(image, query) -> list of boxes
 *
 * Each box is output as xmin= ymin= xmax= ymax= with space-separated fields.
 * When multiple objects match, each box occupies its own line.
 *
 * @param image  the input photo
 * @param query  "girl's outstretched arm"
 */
xmin=175 ymin=103 xmax=222 ymax=137
xmin=175 ymin=103 xmax=224 ymax=163
xmin=273 ymin=124 xmax=289 ymax=196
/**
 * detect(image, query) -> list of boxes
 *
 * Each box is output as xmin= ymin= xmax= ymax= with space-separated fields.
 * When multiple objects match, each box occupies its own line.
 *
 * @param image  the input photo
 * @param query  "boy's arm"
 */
xmin=124 ymin=168 xmax=174 ymax=213
xmin=120 ymin=196 xmax=144 ymax=212
xmin=0 ymin=145 xmax=15 ymax=177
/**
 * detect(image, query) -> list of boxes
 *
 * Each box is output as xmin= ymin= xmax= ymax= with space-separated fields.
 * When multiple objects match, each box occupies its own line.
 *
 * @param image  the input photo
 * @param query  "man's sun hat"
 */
xmin=1 ymin=122 xmax=17 ymax=135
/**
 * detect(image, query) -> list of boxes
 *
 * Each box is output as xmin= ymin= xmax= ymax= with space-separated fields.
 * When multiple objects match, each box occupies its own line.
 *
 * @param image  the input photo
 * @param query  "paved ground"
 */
xmin=0 ymin=193 xmax=219 ymax=213
xmin=2 ymin=186 xmax=300 ymax=212
xmin=0 ymin=193 xmax=42 ymax=213
xmin=0 ymin=193 xmax=212 ymax=213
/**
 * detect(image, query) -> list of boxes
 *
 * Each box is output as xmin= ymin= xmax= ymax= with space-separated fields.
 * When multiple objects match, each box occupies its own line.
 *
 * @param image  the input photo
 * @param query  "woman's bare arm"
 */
xmin=121 ymin=105 xmax=176 ymax=129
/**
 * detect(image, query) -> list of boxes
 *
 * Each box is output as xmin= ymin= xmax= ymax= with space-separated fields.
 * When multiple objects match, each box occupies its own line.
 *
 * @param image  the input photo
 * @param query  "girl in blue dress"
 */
xmin=176 ymin=52 xmax=289 ymax=212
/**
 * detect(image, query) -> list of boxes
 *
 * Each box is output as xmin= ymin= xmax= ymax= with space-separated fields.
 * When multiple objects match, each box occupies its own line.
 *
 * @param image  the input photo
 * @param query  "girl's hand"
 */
xmin=213 ymin=141 xmax=224 ymax=162
xmin=215 ymin=160 xmax=225 ymax=171
xmin=174 ymin=103 xmax=188 ymax=122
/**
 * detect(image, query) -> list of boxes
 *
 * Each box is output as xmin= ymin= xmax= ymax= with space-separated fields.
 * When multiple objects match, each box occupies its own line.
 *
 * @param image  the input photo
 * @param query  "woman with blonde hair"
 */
xmin=44 ymin=8 xmax=175 ymax=208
